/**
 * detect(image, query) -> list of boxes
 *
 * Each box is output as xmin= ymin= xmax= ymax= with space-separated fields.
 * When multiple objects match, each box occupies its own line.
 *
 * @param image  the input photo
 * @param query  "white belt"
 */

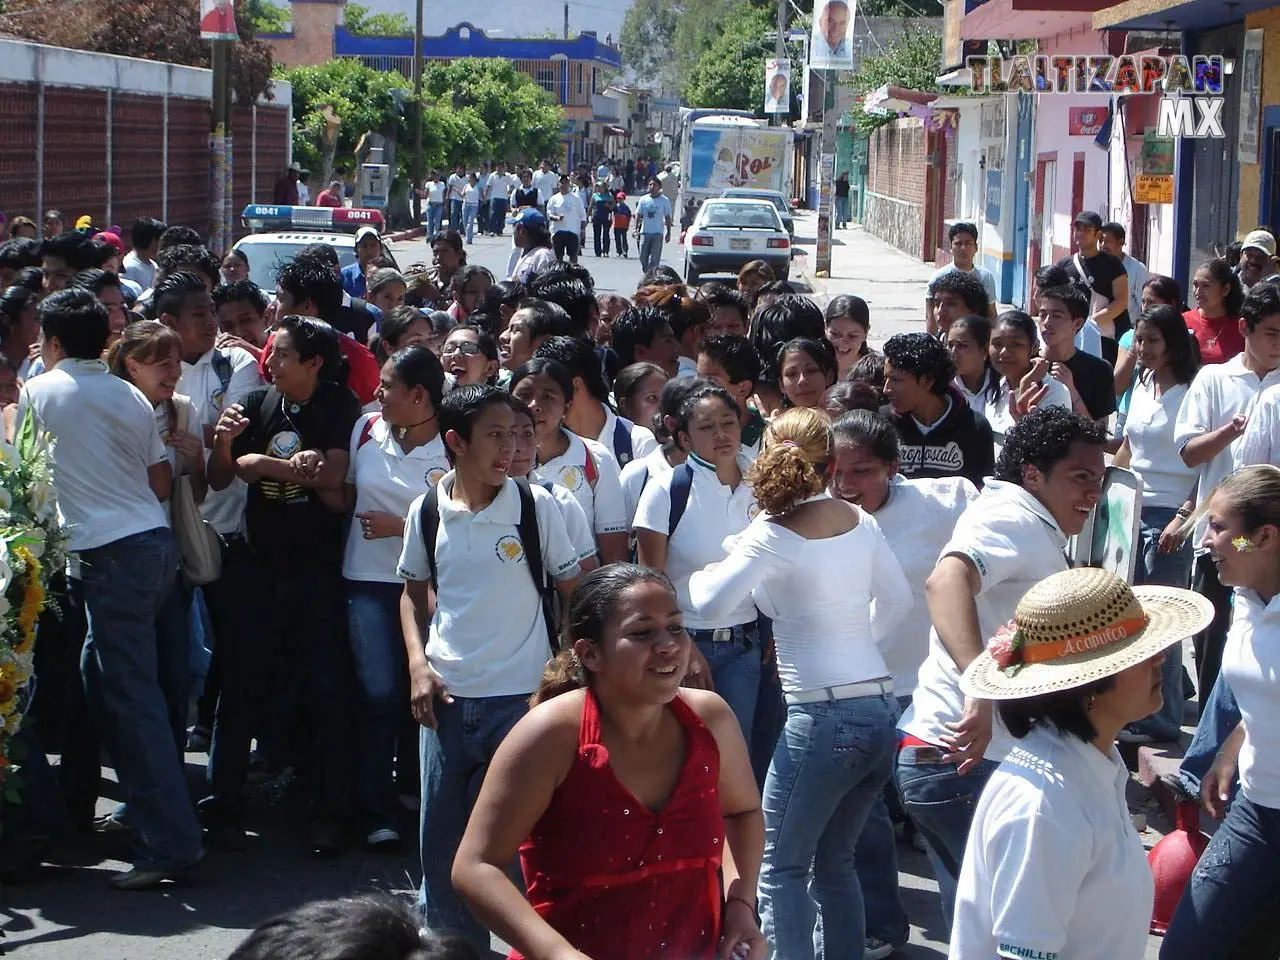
xmin=785 ymin=677 xmax=894 ymax=705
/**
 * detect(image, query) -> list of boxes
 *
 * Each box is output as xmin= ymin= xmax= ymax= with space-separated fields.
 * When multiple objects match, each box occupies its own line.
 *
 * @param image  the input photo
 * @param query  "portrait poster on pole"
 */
xmin=200 ymin=0 xmax=239 ymax=41
xmin=765 ymin=59 xmax=791 ymax=115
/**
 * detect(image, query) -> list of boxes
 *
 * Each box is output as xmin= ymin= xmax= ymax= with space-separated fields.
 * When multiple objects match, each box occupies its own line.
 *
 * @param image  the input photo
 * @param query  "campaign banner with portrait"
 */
xmin=810 ymin=0 xmax=855 ymax=70
xmin=200 ymin=0 xmax=239 ymax=41
xmin=765 ymin=59 xmax=791 ymax=114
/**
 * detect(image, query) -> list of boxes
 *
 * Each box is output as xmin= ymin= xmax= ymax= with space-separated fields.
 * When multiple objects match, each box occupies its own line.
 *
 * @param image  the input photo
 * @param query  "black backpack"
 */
xmin=416 ymin=476 xmax=558 ymax=651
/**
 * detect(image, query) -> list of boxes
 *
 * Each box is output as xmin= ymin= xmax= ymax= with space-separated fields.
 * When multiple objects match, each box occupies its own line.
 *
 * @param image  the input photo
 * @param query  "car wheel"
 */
xmin=776 ymin=267 xmax=789 ymax=281
xmin=685 ymin=259 xmax=699 ymax=285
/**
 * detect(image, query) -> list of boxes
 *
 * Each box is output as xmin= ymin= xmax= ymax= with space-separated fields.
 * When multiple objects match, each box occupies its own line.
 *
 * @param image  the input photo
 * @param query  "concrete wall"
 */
xmin=865 ymin=117 xmax=927 ymax=258
xmin=1238 ymin=7 xmax=1280 ymax=236
xmin=1035 ymin=26 xmax=1111 ymax=263
xmin=0 ymin=38 xmax=291 ymax=235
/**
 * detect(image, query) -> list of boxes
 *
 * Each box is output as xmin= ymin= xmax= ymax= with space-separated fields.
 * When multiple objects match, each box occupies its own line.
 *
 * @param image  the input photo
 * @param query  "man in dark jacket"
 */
xmin=881 ymin=331 xmax=994 ymax=488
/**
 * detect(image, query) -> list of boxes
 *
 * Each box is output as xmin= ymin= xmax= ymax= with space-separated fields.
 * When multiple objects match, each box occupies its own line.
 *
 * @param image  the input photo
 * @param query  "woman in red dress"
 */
xmin=453 ymin=564 xmax=766 ymax=960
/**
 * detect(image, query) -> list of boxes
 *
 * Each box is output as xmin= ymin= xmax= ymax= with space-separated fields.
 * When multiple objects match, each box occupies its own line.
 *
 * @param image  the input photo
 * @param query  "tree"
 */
xmin=0 ymin=0 xmax=276 ymax=103
xmin=681 ymin=3 xmax=776 ymax=113
xmin=848 ymin=25 xmax=944 ymax=133
xmin=246 ymin=0 xmax=290 ymax=34
xmin=421 ymin=59 xmax=563 ymax=165
xmin=343 ymin=1 xmax=411 ymax=36
xmin=619 ymin=0 xmax=681 ymax=86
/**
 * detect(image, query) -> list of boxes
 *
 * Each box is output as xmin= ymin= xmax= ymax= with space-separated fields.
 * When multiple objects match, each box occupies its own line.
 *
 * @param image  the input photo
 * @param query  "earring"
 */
xmin=1087 ymin=694 xmax=1096 ymax=711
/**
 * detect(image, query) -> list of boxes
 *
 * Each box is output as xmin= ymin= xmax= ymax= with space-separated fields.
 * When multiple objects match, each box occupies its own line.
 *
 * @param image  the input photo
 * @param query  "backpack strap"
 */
xmin=668 ymin=462 xmax=694 ymax=538
xmin=211 ymin=349 xmax=234 ymax=398
xmin=582 ymin=446 xmax=598 ymax=487
xmin=358 ymin=412 xmax=381 ymax=450
xmin=513 ymin=476 xmax=559 ymax=652
xmin=612 ymin=417 xmax=634 ymax=466
xmin=417 ymin=483 xmax=441 ymax=589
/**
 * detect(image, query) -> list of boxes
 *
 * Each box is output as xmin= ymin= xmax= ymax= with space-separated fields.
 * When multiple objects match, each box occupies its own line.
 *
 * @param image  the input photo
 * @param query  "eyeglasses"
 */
xmin=441 ymin=341 xmax=481 ymax=357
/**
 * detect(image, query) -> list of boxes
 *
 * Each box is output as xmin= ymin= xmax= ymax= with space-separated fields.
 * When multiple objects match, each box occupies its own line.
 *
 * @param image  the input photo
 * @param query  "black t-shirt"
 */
xmin=835 ymin=179 xmax=850 ymax=198
xmin=233 ymin=383 xmax=362 ymax=567
xmin=1057 ymin=251 xmax=1129 ymax=338
xmin=334 ymin=299 xmax=376 ymax=344
xmin=513 ymin=187 xmax=540 ymax=208
xmin=1062 ymin=349 xmax=1116 ymax=422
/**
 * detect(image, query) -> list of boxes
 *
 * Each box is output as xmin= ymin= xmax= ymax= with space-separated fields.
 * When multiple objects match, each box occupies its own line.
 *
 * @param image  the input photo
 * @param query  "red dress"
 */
xmin=513 ymin=692 xmax=724 ymax=960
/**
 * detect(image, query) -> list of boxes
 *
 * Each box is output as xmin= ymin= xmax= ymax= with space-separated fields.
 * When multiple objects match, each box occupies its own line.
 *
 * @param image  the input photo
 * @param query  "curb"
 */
xmin=388 ymin=226 xmax=425 ymax=242
xmin=792 ymin=251 xmax=828 ymax=300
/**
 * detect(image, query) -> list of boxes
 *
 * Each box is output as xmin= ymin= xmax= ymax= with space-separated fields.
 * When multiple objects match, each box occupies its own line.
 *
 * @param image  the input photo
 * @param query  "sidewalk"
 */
xmin=789 ymin=209 xmax=935 ymax=345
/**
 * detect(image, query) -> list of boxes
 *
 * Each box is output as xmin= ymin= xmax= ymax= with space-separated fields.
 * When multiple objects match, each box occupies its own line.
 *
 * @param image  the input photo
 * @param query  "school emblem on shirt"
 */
xmin=426 ymin=468 xmax=447 ymax=487
xmin=267 ymin=430 xmax=301 ymax=459
xmin=210 ymin=385 xmax=227 ymax=412
xmin=495 ymin=535 xmax=525 ymax=563
xmin=559 ymin=465 xmax=583 ymax=491
xmin=747 ymin=502 xmax=761 ymax=520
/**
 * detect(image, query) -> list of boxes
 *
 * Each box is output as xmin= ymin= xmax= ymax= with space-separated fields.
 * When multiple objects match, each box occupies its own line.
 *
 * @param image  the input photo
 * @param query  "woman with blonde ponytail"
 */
xmin=689 ymin=407 xmax=914 ymax=960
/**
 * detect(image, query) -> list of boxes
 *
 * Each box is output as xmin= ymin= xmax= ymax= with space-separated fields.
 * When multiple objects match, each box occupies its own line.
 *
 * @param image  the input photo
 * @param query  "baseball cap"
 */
xmin=512 ymin=208 xmax=548 ymax=230
xmin=1242 ymin=229 xmax=1277 ymax=258
xmin=615 ymin=191 xmax=627 ymax=200
xmin=1073 ymin=211 xmax=1103 ymax=230
xmin=75 ymin=214 xmax=93 ymax=231
xmin=354 ymin=225 xmax=380 ymax=245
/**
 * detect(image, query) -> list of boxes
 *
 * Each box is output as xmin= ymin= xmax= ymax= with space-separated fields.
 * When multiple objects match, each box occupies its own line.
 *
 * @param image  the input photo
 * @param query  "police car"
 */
xmin=233 ymin=204 xmax=399 ymax=290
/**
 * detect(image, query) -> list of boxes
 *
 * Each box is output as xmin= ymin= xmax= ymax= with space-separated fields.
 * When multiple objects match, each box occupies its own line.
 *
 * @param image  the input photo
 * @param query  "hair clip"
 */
xmin=781 ymin=439 xmax=799 ymax=449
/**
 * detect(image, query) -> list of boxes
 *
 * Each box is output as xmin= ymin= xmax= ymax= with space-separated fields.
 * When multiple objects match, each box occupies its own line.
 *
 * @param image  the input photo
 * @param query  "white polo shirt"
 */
xmin=1175 ymin=354 xmax=1280 ymax=546
xmin=531 ymin=429 xmax=628 ymax=537
xmin=597 ymin=406 xmax=658 ymax=469
xmin=397 ymin=473 xmax=581 ymax=698
xmin=1236 ymin=379 xmax=1280 ymax=469
xmin=900 ymin=479 xmax=1069 ymax=761
xmin=538 ymin=479 xmax=598 ymax=565
xmin=533 ymin=170 xmax=560 ymax=205
xmin=951 ymin=727 xmax=1152 ymax=960
xmin=547 ymin=191 xmax=587 ymax=236
xmin=18 ymin=359 xmax=169 ymax=552
xmin=620 ymin=446 xmax=674 ymax=525
xmin=1222 ymin=588 xmax=1280 ymax=808
xmin=178 ymin=345 xmax=263 ymax=535
xmin=344 ymin=413 xmax=450 ymax=583
xmin=634 ymin=452 xmax=759 ymax=630
xmin=871 ymin=474 xmax=979 ymax=695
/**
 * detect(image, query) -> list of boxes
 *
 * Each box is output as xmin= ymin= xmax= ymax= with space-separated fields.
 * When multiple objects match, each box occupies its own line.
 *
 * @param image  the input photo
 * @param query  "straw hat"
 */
xmin=961 ymin=567 xmax=1214 ymax=701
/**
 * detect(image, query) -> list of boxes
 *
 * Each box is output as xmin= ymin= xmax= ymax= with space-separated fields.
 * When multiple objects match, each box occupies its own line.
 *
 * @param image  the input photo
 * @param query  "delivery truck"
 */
xmin=675 ymin=109 xmax=795 ymax=228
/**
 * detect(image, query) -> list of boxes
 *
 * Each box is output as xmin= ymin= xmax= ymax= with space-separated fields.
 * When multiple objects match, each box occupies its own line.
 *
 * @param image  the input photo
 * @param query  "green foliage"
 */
xmin=421 ymin=59 xmax=562 ymax=166
xmin=343 ymin=1 xmax=411 ymax=36
xmin=681 ymin=3 xmax=776 ymax=114
xmin=278 ymin=57 xmax=562 ymax=177
xmin=246 ymin=0 xmax=290 ymax=33
xmin=848 ymin=26 xmax=944 ymax=133
xmin=619 ymin=0 xmax=681 ymax=85
xmin=861 ymin=0 xmax=943 ymax=14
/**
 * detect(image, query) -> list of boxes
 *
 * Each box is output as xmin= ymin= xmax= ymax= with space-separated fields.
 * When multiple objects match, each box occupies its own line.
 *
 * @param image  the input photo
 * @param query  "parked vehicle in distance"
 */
xmin=720 ymin=187 xmax=794 ymax=235
xmin=683 ymin=198 xmax=790 ymax=285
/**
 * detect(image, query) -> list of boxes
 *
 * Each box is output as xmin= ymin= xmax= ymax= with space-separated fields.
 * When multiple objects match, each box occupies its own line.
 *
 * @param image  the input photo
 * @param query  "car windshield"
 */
xmin=702 ymin=204 xmax=780 ymax=230
xmin=726 ymin=192 xmax=787 ymax=213
xmin=235 ymin=241 xmax=358 ymax=290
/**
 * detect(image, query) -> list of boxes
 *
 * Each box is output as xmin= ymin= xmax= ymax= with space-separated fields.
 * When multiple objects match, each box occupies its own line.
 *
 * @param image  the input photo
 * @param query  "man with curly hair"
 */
xmin=881 ymin=332 xmax=994 ymax=488
xmin=894 ymin=406 xmax=1106 ymax=933
xmin=926 ymin=268 xmax=990 ymax=339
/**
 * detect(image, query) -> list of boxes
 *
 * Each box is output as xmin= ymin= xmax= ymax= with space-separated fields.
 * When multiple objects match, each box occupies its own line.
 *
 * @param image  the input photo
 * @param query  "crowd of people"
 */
xmin=1 ymin=195 xmax=1279 ymax=960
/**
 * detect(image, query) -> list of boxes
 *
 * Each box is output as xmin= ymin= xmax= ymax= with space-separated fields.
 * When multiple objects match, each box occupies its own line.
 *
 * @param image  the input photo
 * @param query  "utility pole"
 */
xmin=564 ymin=2 xmax=569 ymax=39
xmin=412 ymin=0 xmax=423 ymax=223
xmin=210 ymin=38 xmax=232 ymax=257
xmin=773 ymin=0 xmax=787 ymax=126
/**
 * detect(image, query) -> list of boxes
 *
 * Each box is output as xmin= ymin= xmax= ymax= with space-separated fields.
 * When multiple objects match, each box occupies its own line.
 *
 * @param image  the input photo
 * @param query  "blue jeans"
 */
xmin=462 ymin=203 xmax=479 ymax=243
xmin=894 ymin=746 xmax=1000 ymax=934
xmin=346 ymin=580 xmax=408 ymax=828
xmin=691 ymin=624 xmax=761 ymax=750
xmin=751 ymin=619 xmax=784 ymax=789
xmin=760 ymin=693 xmax=900 ymax=960
xmin=1131 ymin=505 xmax=1194 ymax=740
xmin=80 ymin=527 xmax=202 ymax=869
xmin=639 ymin=233 xmax=664 ymax=272
xmin=1179 ymin=676 xmax=1242 ymax=798
xmin=853 ymin=695 xmax=914 ymax=948
xmin=1161 ymin=793 xmax=1280 ymax=959
xmin=419 ymin=693 xmax=528 ymax=950
xmin=426 ymin=201 xmax=444 ymax=236
xmin=836 ymin=195 xmax=851 ymax=226
xmin=489 ymin=197 xmax=508 ymax=235
xmin=449 ymin=198 xmax=463 ymax=230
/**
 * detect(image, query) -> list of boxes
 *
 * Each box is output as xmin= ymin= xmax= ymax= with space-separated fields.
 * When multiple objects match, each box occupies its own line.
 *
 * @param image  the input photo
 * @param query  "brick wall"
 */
xmin=0 ymin=80 xmax=289 ymax=237
xmin=865 ymin=117 xmax=927 ymax=258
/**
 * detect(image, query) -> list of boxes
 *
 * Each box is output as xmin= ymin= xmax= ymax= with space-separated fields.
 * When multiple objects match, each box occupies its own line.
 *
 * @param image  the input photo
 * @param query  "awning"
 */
xmin=1093 ymin=0 xmax=1269 ymax=31
xmin=864 ymin=84 xmax=938 ymax=115
xmin=604 ymin=125 xmax=628 ymax=137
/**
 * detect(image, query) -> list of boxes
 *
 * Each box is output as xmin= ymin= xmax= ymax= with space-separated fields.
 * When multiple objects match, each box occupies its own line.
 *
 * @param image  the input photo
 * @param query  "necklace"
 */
xmin=396 ymin=412 xmax=437 ymax=440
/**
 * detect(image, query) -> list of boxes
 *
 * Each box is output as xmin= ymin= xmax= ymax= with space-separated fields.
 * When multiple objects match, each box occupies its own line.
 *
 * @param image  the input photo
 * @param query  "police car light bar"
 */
xmin=241 ymin=204 xmax=385 ymax=233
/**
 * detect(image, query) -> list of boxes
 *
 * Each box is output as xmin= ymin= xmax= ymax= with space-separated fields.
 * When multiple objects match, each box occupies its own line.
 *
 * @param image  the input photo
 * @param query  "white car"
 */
xmin=234 ymin=205 xmax=397 ymax=290
xmin=683 ymin=198 xmax=790 ymax=285
xmin=720 ymin=187 xmax=794 ymax=235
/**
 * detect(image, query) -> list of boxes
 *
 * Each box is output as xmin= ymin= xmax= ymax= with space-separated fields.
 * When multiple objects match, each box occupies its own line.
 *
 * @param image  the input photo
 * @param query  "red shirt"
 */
xmin=1183 ymin=308 xmax=1244 ymax=366
xmin=315 ymin=188 xmax=343 ymax=208
xmin=513 ymin=691 xmax=724 ymax=960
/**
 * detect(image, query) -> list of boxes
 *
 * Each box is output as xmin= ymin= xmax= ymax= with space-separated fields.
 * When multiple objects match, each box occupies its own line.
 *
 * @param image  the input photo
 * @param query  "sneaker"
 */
xmin=93 ymin=811 xmax=132 ymax=834
xmin=865 ymin=938 xmax=897 ymax=960
xmin=1159 ymin=771 xmax=1200 ymax=805
xmin=186 ymin=725 xmax=211 ymax=752
xmin=366 ymin=826 xmax=400 ymax=849
xmin=109 ymin=849 xmax=204 ymax=890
